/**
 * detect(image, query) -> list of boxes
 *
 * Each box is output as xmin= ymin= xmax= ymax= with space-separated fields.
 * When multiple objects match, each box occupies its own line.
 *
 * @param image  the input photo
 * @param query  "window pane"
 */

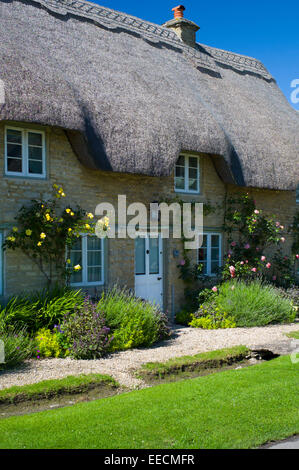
xmin=135 ymin=237 xmax=145 ymax=275
xmin=7 ymin=158 xmax=22 ymax=173
xmin=71 ymin=270 xmax=83 ymax=284
xmin=149 ymin=238 xmax=159 ymax=275
xmin=211 ymin=235 xmax=220 ymax=248
xmin=7 ymin=143 xmax=22 ymax=158
xmin=28 ymin=132 xmax=42 ymax=147
xmin=87 ymin=251 xmax=101 ymax=267
xmin=188 ymin=168 xmax=198 ymax=191
xmin=29 ymin=146 xmax=43 ymax=160
xmin=211 ymin=247 xmax=220 ymax=261
xmin=175 ymin=165 xmax=185 ymax=190
xmin=211 ymin=261 xmax=220 ymax=274
xmin=87 ymin=237 xmax=102 ymax=251
xmin=177 ymin=155 xmax=185 ymax=166
xmin=189 ymin=157 xmax=198 ymax=169
xmin=29 ymin=160 xmax=43 ymax=174
xmin=7 ymin=129 xmax=22 ymax=144
xmin=296 ymin=185 xmax=299 ymax=202
xmin=198 ymin=247 xmax=207 ymax=262
xmin=88 ymin=267 xmax=101 ymax=283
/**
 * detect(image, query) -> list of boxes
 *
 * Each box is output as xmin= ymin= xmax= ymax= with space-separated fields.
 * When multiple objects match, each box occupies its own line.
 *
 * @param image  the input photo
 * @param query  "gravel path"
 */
xmin=1 ymin=323 xmax=298 ymax=391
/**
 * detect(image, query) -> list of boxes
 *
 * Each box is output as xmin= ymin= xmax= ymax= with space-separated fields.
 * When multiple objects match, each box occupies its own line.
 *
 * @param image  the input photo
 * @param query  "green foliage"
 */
xmin=223 ymin=193 xmax=296 ymax=287
xmin=0 ymin=287 xmax=84 ymax=333
xmin=35 ymin=328 xmax=67 ymax=359
xmin=60 ymin=299 xmax=112 ymax=359
xmin=3 ymin=184 xmax=95 ymax=286
xmin=215 ymin=281 xmax=296 ymax=327
xmin=190 ymin=304 xmax=236 ymax=329
xmin=175 ymin=309 xmax=192 ymax=326
xmin=98 ymin=287 xmax=170 ymax=351
xmin=0 ymin=325 xmax=36 ymax=370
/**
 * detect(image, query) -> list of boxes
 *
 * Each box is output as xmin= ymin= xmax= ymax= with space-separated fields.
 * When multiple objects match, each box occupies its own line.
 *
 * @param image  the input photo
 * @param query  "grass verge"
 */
xmin=137 ymin=345 xmax=250 ymax=382
xmin=0 ymin=355 xmax=298 ymax=449
xmin=286 ymin=331 xmax=299 ymax=339
xmin=0 ymin=374 xmax=119 ymax=405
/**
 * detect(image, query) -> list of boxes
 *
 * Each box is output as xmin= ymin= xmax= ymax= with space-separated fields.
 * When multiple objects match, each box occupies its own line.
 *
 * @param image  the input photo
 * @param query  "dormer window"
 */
xmin=5 ymin=127 xmax=46 ymax=178
xmin=175 ymin=154 xmax=200 ymax=194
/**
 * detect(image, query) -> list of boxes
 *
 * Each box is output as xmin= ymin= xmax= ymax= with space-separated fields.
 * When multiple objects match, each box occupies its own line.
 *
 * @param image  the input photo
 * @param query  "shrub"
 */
xmin=176 ymin=310 xmax=193 ymax=326
xmin=61 ymin=298 xmax=113 ymax=359
xmin=35 ymin=328 xmax=68 ymax=358
xmin=0 ymin=326 xmax=36 ymax=370
xmin=97 ymin=287 xmax=170 ymax=351
xmin=0 ymin=286 xmax=84 ymax=333
xmin=215 ymin=280 xmax=296 ymax=327
xmin=190 ymin=302 xmax=236 ymax=329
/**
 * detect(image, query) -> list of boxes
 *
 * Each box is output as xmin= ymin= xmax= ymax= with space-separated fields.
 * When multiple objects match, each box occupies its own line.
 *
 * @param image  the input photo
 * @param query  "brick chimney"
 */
xmin=163 ymin=5 xmax=200 ymax=47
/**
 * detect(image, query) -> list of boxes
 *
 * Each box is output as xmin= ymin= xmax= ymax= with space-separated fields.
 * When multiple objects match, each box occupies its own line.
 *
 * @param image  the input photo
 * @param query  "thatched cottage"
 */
xmin=0 ymin=0 xmax=298 ymax=314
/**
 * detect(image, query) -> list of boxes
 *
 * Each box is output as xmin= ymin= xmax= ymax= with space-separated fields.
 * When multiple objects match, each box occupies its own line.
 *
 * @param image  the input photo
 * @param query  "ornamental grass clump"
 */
xmin=60 ymin=298 xmax=113 ymax=359
xmin=215 ymin=280 xmax=296 ymax=327
xmin=0 ymin=325 xmax=36 ymax=370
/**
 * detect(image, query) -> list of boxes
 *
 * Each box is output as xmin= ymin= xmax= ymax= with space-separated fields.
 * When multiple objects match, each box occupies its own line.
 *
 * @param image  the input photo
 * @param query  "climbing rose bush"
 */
xmin=3 ymin=185 xmax=96 ymax=287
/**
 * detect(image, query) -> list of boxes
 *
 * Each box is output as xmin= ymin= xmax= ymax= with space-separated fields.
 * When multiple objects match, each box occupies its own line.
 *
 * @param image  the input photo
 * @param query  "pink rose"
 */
xmin=212 ymin=286 xmax=218 ymax=293
xmin=240 ymin=261 xmax=245 ymax=265
xmin=231 ymin=241 xmax=237 ymax=247
xmin=180 ymin=260 xmax=186 ymax=266
xmin=272 ymin=276 xmax=277 ymax=281
xmin=244 ymin=243 xmax=250 ymax=250
xmin=251 ymin=268 xmax=257 ymax=273
xmin=254 ymin=210 xmax=260 ymax=215
xmin=261 ymin=256 xmax=266 ymax=262
xmin=296 ymin=254 xmax=299 ymax=260
xmin=266 ymin=263 xmax=271 ymax=269
xmin=229 ymin=266 xmax=236 ymax=278
xmin=245 ymin=260 xmax=249 ymax=264
xmin=276 ymin=222 xmax=280 ymax=227
xmin=253 ymin=219 xmax=257 ymax=223
xmin=280 ymin=225 xmax=284 ymax=230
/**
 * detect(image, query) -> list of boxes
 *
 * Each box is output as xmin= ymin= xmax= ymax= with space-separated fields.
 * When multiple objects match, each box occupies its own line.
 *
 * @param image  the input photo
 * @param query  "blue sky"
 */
xmin=91 ymin=0 xmax=299 ymax=110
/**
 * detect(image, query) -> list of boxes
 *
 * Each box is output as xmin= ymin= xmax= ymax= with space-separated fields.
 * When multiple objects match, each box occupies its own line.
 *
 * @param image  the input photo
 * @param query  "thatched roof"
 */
xmin=1 ymin=0 xmax=298 ymax=190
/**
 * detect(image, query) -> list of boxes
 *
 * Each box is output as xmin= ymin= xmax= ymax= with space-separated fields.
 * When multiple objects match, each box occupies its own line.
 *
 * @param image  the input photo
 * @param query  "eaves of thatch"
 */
xmin=0 ymin=0 xmax=298 ymax=190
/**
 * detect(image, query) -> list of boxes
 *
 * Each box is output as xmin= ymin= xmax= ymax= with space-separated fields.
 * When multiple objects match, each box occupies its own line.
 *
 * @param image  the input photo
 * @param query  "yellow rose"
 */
xmin=53 ymin=184 xmax=58 ymax=189
xmin=12 ymin=227 xmax=18 ymax=232
xmin=7 ymin=236 xmax=16 ymax=242
xmin=67 ymin=259 xmax=71 ymax=264
xmin=70 ymin=212 xmax=75 ymax=217
xmin=74 ymin=264 xmax=81 ymax=271
xmin=85 ymin=224 xmax=91 ymax=230
xmin=66 ymin=209 xmax=71 ymax=214
xmin=37 ymin=242 xmax=42 ymax=247
xmin=68 ymin=228 xmax=72 ymax=232
xmin=40 ymin=233 xmax=46 ymax=239
xmin=25 ymin=229 xmax=32 ymax=236
xmin=87 ymin=213 xmax=94 ymax=219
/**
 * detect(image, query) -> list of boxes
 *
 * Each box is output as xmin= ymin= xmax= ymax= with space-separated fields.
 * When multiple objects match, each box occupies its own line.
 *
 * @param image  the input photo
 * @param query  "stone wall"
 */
xmin=0 ymin=122 xmax=297 ymax=314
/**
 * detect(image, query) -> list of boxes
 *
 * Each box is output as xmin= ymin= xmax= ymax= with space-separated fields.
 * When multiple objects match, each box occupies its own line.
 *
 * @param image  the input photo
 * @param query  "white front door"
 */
xmin=135 ymin=235 xmax=163 ymax=307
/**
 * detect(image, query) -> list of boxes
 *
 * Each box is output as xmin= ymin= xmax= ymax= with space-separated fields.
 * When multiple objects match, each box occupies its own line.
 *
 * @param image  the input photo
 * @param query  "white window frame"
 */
xmin=5 ymin=126 xmax=46 ymax=178
xmin=70 ymin=235 xmax=105 ymax=287
xmin=198 ymin=232 xmax=222 ymax=277
xmin=0 ymin=233 xmax=3 ymax=296
xmin=174 ymin=154 xmax=200 ymax=194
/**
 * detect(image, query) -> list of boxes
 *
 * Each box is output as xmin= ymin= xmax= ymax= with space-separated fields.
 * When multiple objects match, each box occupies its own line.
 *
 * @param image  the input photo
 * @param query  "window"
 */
xmin=175 ymin=154 xmax=200 ymax=194
xmin=198 ymin=233 xmax=222 ymax=276
xmin=0 ymin=233 xmax=2 ymax=296
xmin=296 ymin=185 xmax=299 ymax=204
xmin=5 ymin=127 xmax=46 ymax=178
xmin=70 ymin=235 xmax=104 ymax=286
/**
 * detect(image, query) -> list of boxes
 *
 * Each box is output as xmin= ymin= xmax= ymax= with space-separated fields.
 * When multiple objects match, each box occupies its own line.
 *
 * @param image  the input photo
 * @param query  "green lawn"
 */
xmin=0 ymin=355 xmax=298 ymax=449
xmin=0 ymin=374 xmax=118 ymax=405
xmin=286 ymin=330 xmax=299 ymax=340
